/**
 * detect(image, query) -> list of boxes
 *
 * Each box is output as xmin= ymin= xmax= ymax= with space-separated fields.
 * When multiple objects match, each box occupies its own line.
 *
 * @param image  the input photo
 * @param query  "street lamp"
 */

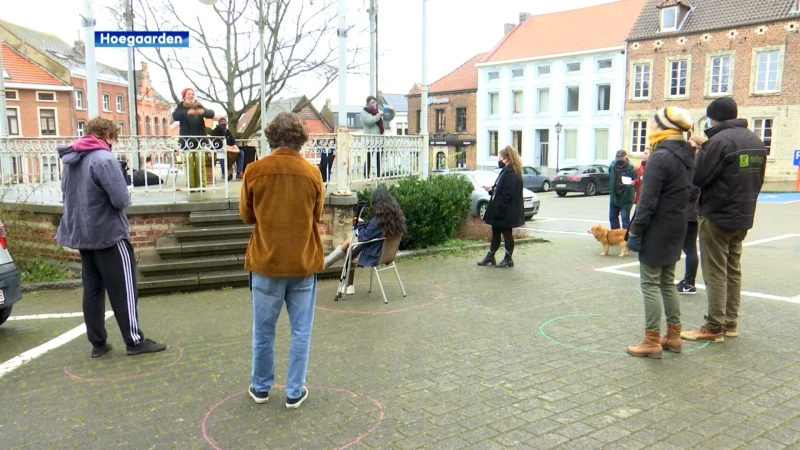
xmin=554 ymin=120 xmax=562 ymax=173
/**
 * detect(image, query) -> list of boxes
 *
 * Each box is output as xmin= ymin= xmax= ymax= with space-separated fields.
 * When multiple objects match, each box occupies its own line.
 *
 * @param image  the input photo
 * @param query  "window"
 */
xmin=632 ymin=62 xmax=651 ymax=99
xmin=75 ymin=90 xmax=84 ymax=109
xmin=5 ymin=90 xmax=18 ymax=100
xmin=456 ymin=108 xmax=467 ymax=132
xmin=77 ymin=120 xmax=86 ymax=137
xmin=154 ymin=119 xmax=160 ymax=136
xmin=512 ymin=68 xmax=524 ymax=78
xmin=102 ymin=94 xmax=110 ymax=111
xmin=669 ymin=60 xmax=688 ymax=97
xmin=597 ymin=84 xmax=611 ymax=111
xmin=565 ymin=129 xmax=578 ymax=160
xmin=661 ymin=6 xmax=678 ymax=31
xmin=566 ymin=62 xmax=581 ymax=73
xmin=416 ymin=109 xmax=421 ymax=133
xmin=145 ymin=116 xmax=151 ymax=135
xmin=489 ymin=131 xmax=499 ymax=156
xmin=39 ymin=108 xmax=57 ymax=136
xmin=512 ymin=90 xmax=523 ymax=114
xmin=631 ymin=120 xmax=648 ymax=154
xmin=116 ymin=95 xmax=124 ymax=112
xmin=709 ymin=55 xmax=732 ymax=95
xmin=117 ymin=122 xmax=125 ymax=136
xmin=752 ymin=119 xmax=773 ymax=155
xmin=37 ymin=91 xmax=56 ymax=102
xmin=488 ymin=71 xmax=500 ymax=81
xmin=537 ymin=88 xmax=550 ymax=115
xmin=162 ymin=118 xmax=168 ymax=135
xmin=537 ymin=65 xmax=551 ymax=76
xmin=347 ymin=115 xmax=355 ymax=127
xmin=512 ymin=130 xmax=523 ymax=156
xmin=756 ymin=50 xmax=780 ymax=93
xmin=566 ymin=86 xmax=580 ymax=112
xmin=597 ymin=59 xmax=613 ymax=70
xmin=595 ymin=129 xmax=609 ymax=160
xmin=6 ymin=108 xmax=20 ymax=135
xmin=435 ymin=109 xmax=446 ymax=132
xmin=489 ymin=93 xmax=499 ymax=115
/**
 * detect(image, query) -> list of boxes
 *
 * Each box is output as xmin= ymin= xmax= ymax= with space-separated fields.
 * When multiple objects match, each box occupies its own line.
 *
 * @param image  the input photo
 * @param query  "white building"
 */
xmin=475 ymin=0 xmax=647 ymax=174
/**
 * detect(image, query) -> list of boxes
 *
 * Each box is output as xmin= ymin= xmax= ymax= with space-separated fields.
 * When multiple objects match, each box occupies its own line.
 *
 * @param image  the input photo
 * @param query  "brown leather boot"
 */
xmin=660 ymin=323 xmax=682 ymax=353
xmin=626 ymin=329 xmax=663 ymax=359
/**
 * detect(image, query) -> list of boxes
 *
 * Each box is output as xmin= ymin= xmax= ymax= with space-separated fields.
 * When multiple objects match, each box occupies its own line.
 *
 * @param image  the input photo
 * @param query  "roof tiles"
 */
xmin=1 ymin=43 xmax=65 ymax=86
xmin=424 ymin=52 xmax=490 ymax=95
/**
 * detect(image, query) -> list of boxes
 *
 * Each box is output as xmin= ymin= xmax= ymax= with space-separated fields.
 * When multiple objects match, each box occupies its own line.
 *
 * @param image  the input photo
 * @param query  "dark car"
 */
xmin=494 ymin=166 xmax=552 ymax=192
xmin=552 ymin=165 xmax=611 ymax=197
xmin=0 ymin=219 xmax=22 ymax=326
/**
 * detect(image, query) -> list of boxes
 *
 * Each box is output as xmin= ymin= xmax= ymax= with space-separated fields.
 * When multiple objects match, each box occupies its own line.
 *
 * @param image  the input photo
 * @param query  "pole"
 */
xmin=0 ymin=35 xmax=8 ymax=137
xmin=419 ymin=0 xmax=429 ymax=178
xmin=126 ymin=0 xmax=139 ymax=169
xmin=83 ymin=0 xmax=98 ymax=118
xmin=259 ymin=0 xmax=268 ymax=157
xmin=556 ymin=132 xmax=560 ymax=173
xmin=369 ymin=0 xmax=376 ymax=98
xmin=334 ymin=0 xmax=350 ymax=195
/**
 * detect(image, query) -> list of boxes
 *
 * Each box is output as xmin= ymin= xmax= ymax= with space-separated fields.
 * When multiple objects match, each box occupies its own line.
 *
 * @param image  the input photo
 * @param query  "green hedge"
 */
xmin=357 ymin=175 xmax=473 ymax=250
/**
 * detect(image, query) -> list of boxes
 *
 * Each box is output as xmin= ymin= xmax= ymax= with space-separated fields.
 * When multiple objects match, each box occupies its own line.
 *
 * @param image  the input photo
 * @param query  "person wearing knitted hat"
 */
xmin=681 ymin=97 xmax=767 ymax=343
xmin=172 ymin=88 xmax=215 ymax=190
xmin=625 ymin=106 xmax=695 ymax=359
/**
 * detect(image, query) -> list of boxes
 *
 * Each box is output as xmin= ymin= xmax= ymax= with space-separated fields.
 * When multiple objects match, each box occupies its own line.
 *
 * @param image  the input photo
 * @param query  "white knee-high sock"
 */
xmin=324 ymin=245 xmax=345 ymax=269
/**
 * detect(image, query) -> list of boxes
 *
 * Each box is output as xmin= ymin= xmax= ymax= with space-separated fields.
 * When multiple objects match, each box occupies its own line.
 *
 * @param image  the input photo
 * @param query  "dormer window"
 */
xmin=661 ymin=7 xmax=678 ymax=31
xmin=658 ymin=0 xmax=692 ymax=32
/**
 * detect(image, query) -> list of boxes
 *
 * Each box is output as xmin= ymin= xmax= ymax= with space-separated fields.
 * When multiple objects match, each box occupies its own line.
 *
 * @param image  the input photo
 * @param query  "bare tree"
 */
xmin=108 ymin=0 xmax=368 ymax=138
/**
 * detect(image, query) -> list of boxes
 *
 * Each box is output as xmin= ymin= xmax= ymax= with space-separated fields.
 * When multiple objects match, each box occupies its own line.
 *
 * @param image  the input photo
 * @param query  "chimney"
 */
xmin=520 ymin=12 xmax=532 ymax=24
xmin=504 ymin=23 xmax=515 ymax=35
xmin=73 ymin=40 xmax=85 ymax=56
xmin=141 ymin=61 xmax=148 ymax=74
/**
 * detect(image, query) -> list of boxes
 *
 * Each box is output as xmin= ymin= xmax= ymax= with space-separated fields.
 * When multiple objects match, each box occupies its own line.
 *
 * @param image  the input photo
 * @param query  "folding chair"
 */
xmin=362 ymin=234 xmax=407 ymax=304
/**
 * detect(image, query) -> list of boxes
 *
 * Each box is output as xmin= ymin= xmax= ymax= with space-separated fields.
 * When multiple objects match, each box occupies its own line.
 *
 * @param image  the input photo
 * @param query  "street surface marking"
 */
xmin=0 ymin=311 xmax=113 ymax=379
xmin=526 ymin=227 xmax=593 ymax=237
xmin=8 ymin=312 xmax=86 ymax=321
xmin=534 ymin=217 xmax=607 ymax=223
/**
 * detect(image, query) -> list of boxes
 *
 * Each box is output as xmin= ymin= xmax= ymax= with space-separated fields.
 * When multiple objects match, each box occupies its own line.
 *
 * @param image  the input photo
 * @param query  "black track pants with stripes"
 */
xmin=79 ymin=239 xmax=144 ymax=347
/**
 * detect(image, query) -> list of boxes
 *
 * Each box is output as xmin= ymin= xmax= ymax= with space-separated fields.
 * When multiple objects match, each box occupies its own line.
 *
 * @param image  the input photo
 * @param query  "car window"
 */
xmin=557 ymin=168 xmax=579 ymax=175
xmin=594 ymin=166 xmax=607 ymax=173
xmin=583 ymin=168 xmax=596 ymax=174
xmin=523 ymin=167 xmax=536 ymax=175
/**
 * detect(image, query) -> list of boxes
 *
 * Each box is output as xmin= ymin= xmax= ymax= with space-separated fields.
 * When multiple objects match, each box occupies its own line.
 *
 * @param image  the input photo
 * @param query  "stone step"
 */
xmin=156 ymin=238 xmax=250 ymax=259
xmin=188 ymin=210 xmax=244 ymax=226
xmin=171 ymin=224 xmax=254 ymax=242
xmin=139 ymin=254 xmax=244 ymax=276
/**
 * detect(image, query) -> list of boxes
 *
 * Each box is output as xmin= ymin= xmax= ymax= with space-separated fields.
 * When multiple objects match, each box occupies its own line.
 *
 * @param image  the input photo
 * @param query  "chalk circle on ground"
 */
xmin=540 ymin=314 xmax=710 ymax=355
xmin=315 ymin=281 xmax=445 ymax=315
xmin=63 ymin=344 xmax=183 ymax=382
xmin=202 ymin=384 xmax=384 ymax=450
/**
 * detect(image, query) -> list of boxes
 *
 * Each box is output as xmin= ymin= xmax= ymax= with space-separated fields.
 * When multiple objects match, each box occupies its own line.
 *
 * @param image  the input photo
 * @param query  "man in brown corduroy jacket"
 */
xmin=239 ymin=112 xmax=324 ymax=410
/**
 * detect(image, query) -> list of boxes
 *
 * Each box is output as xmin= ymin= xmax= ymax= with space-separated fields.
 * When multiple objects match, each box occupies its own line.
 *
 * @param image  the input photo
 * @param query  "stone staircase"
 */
xmin=137 ymin=209 xmax=342 ymax=295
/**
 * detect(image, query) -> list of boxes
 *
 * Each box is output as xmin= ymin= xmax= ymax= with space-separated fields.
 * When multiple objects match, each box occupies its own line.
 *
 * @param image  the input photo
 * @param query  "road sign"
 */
xmin=794 ymin=150 xmax=800 ymax=166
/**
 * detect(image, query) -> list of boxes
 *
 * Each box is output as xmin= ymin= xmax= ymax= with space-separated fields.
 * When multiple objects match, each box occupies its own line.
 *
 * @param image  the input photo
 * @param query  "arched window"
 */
xmin=162 ymin=118 xmax=168 ymax=135
xmin=145 ymin=116 xmax=151 ymax=136
xmin=136 ymin=115 xmax=142 ymax=136
xmin=154 ymin=118 xmax=160 ymax=136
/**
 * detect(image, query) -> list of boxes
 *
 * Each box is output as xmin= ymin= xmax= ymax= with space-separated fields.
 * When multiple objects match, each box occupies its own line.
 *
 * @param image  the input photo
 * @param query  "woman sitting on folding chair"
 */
xmin=324 ymin=187 xmax=406 ymax=295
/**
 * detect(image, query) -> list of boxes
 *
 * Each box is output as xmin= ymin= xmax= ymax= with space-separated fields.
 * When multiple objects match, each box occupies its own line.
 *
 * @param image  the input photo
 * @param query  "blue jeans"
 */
xmin=609 ymin=203 xmax=631 ymax=229
xmin=251 ymin=272 xmax=317 ymax=399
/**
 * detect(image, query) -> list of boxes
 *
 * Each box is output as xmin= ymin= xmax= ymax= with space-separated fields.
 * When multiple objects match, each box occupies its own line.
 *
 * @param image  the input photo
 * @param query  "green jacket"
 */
xmin=608 ymin=160 xmax=637 ymax=208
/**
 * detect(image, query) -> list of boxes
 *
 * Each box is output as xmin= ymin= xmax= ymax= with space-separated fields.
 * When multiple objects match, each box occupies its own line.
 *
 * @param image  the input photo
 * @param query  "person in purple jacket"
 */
xmin=56 ymin=117 xmax=166 ymax=358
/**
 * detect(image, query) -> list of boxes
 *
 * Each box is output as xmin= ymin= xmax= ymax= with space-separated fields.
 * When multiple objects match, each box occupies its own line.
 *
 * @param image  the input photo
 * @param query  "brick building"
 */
xmin=407 ymin=53 xmax=487 ymax=170
xmin=624 ymin=0 xmax=800 ymax=181
xmin=130 ymin=62 xmax=174 ymax=137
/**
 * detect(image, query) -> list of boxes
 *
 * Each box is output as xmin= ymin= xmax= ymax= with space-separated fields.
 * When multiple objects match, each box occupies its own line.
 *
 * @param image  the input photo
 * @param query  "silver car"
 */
xmin=0 ymin=219 xmax=22 ymax=326
xmin=441 ymin=170 xmax=540 ymax=220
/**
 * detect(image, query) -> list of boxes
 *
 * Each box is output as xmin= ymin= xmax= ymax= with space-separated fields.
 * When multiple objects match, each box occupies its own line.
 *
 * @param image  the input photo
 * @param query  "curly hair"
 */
xmin=499 ymin=145 xmax=522 ymax=175
xmin=85 ymin=117 xmax=119 ymax=141
xmin=264 ymin=112 xmax=309 ymax=150
xmin=371 ymin=187 xmax=406 ymax=237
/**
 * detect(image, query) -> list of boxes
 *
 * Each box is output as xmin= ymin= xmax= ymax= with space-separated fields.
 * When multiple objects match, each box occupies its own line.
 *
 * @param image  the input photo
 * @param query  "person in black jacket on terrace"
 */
xmin=172 ymin=88 xmax=215 ymax=189
xmin=682 ymin=97 xmax=767 ymax=344
xmin=477 ymin=145 xmax=524 ymax=269
xmin=626 ymin=107 xmax=695 ymax=359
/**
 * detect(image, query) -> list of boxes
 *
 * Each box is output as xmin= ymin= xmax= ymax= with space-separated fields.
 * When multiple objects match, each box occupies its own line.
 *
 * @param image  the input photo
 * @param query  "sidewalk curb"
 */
xmin=21 ymin=279 xmax=83 ymax=293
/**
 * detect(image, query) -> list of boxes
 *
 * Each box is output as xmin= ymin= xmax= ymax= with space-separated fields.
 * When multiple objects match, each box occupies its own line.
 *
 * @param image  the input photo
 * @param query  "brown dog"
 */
xmin=588 ymin=224 xmax=629 ymax=257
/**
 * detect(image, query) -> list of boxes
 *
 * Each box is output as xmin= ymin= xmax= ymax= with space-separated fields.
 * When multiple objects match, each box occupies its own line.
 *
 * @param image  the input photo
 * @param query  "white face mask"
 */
xmin=707 ymin=118 xmax=714 ymax=129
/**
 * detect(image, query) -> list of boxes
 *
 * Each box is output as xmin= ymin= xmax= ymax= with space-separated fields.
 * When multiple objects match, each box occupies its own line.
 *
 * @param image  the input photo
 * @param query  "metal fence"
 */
xmin=0 ymin=131 xmax=428 ymax=204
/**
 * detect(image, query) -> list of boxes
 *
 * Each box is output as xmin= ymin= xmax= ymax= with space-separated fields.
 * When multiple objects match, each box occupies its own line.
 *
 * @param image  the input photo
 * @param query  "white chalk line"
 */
xmin=7 ymin=312 xmax=86 ymax=321
xmin=526 ymin=227 xmax=594 ymax=237
xmin=0 ymin=311 xmax=114 ymax=379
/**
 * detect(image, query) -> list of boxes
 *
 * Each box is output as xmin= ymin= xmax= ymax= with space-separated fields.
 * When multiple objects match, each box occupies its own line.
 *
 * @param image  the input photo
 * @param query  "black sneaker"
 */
xmin=677 ymin=281 xmax=697 ymax=295
xmin=286 ymin=387 xmax=308 ymax=409
xmin=126 ymin=338 xmax=167 ymax=356
xmin=249 ymin=385 xmax=269 ymax=404
xmin=91 ymin=342 xmax=112 ymax=358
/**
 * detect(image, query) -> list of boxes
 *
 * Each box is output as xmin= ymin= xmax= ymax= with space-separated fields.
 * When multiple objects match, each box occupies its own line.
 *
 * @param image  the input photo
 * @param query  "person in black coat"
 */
xmin=625 ymin=106 xmax=695 ymax=359
xmin=172 ymin=88 xmax=215 ymax=189
xmin=676 ymin=134 xmax=706 ymax=295
xmin=477 ymin=145 xmax=524 ymax=268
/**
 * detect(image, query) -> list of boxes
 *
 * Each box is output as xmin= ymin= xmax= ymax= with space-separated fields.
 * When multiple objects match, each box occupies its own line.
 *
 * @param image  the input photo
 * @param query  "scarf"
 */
xmin=364 ymin=106 xmax=385 ymax=134
xmin=648 ymin=129 xmax=684 ymax=149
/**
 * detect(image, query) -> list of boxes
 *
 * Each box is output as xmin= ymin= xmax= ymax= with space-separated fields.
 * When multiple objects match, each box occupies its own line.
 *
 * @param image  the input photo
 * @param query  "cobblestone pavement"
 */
xmin=2 ymin=193 xmax=800 ymax=449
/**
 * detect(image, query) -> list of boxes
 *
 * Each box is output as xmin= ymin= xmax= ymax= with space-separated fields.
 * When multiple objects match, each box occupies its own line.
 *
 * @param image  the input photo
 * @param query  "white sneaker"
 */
xmin=346 ymin=285 xmax=355 ymax=295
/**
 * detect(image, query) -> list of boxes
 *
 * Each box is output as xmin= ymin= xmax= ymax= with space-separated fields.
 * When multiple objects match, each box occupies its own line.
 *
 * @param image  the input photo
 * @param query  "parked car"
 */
xmin=551 ymin=165 xmax=611 ymax=197
xmin=440 ymin=170 xmax=540 ymax=220
xmin=494 ymin=166 xmax=551 ymax=192
xmin=0 ymin=219 xmax=22 ymax=326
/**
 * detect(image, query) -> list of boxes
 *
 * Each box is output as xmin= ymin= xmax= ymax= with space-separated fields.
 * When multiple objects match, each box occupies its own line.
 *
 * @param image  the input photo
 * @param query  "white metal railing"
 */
xmin=0 ymin=131 xmax=427 ymax=204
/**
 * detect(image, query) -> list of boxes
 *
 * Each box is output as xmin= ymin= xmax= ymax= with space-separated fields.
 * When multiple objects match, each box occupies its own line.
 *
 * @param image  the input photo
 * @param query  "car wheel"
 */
xmin=478 ymin=202 xmax=488 ymax=220
xmin=0 ymin=306 xmax=11 ymax=326
xmin=585 ymin=182 xmax=597 ymax=196
xmin=541 ymin=180 xmax=550 ymax=192
xmin=556 ymin=191 xmax=567 ymax=197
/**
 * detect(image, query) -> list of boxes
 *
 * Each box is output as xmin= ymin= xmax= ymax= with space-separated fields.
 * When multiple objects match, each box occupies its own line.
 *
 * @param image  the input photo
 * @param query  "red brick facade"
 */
xmin=135 ymin=62 xmax=174 ymax=137
xmin=407 ymin=91 xmax=479 ymax=170
xmin=71 ymin=77 xmax=130 ymax=137
xmin=4 ymin=88 xmax=72 ymax=137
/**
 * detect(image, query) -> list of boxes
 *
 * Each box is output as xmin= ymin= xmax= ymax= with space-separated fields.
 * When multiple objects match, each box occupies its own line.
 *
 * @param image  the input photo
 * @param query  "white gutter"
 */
xmin=476 ymin=45 xmax=625 ymax=67
xmin=4 ymin=82 xmax=74 ymax=91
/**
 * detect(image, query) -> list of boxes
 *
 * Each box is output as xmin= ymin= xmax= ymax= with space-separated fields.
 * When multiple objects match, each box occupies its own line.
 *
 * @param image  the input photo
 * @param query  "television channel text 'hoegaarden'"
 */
xmin=94 ymin=31 xmax=190 ymax=48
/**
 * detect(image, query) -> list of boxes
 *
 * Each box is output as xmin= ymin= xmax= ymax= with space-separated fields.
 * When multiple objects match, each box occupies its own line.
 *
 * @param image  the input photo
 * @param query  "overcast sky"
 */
xmin=3 ymin=0 xmax=618 ymax=112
